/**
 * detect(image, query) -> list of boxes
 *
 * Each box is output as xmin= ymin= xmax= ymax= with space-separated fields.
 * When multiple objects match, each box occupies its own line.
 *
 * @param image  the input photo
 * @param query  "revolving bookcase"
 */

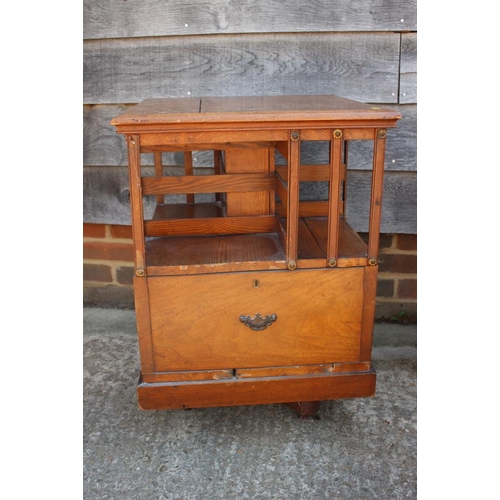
xmin=111 ymin=95 xmax=400 ymax=417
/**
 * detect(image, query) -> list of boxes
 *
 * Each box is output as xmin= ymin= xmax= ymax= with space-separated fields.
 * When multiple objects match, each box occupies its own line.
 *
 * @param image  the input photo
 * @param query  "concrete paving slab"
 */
xmin=83 ymin=307 xmax=416 ymax=500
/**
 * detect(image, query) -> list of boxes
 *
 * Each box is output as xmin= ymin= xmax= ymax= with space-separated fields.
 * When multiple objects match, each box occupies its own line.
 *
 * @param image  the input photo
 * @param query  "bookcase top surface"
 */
xmin=111 ymin=95 xmax=400 ymax=128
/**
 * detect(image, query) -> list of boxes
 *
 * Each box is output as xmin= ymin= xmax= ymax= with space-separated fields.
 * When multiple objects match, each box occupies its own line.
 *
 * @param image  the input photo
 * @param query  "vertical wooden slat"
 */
xmin=359 ymin=266 xmax=378 ymax=361
xmin=286 ymin=132 xmax=300 ymax=268
xmin=367 ymin=129 xmax=387 ymax=262
xmin=153 ymin=152 xmax=164 ymax=204
xmin=213 ymin=150 xmax=222 ymax=202
xmin=268 ymin=147 xmax=275 ymax=215
xmin=213 ymin=150 xmax=222 ymax=175
xmin=342 ymin=140 xmax=349 ymax=216
xmin=133 ymin=275 xmax=155 ymax=373
xmin=127 ymin=134 xmax=146 ymax=272
xmin=327 ymin=130 xmax=343 ymax=266
xmin=184 ymin=151 xmax=195 ymax=203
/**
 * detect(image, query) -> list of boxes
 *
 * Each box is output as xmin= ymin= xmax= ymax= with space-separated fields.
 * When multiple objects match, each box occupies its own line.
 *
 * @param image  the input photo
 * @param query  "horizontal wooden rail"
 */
xmin=144 ymin=215 xmax=277 ymax=236
xmin=139 ymin=130 xmax=288 ymax=146
xmin=300 ymin=128 xmax=376 ymax=141
xmin=276 ymin=165 xmax=338 ymax=182
xmin=276 ymin=201 xmax=329 ymax=217
xmin=141 ymin=141 xmax=275 ymax=153
xmin=142 ymin=173 xmax=275 ymax=195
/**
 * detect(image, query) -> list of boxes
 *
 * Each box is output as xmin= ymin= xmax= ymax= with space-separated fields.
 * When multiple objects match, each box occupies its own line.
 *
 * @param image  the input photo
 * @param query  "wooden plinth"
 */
xmin=137 ymin=369 xmax=376 ymax=410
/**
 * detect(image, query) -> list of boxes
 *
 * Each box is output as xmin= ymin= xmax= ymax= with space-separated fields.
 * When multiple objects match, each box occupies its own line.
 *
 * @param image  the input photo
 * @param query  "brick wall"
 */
xmin=83 ymin=224 xmax=416 ymax=322
xmin=83 ymin=224 xmax=136 ymax=308
xmin=365 ymin=233 xmax=417 ymax=323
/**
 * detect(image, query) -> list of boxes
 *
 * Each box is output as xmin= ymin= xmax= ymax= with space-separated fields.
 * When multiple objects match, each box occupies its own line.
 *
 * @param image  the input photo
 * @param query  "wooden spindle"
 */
xmin=154 ymin=152 xmax=164 ymax=204
xmin=367 ymin=129 xmax=387 ymax=264
xmin=126 ymin=134 xmax=146 ymax=274
xmin=326 ymin=129 xmax=343 ymax=267
xmin=286 ymin=131 xmax=300 ymax=269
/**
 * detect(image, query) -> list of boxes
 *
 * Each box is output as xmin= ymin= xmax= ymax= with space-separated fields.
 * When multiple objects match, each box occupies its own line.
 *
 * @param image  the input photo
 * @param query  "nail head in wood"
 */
xmin=287 ymin=260 xmax=297 ymax=270
xmin=136 ymin=268 xmax=145 ymax=277
xmin=328 ymin=258 xmax=337 ymax=267
xmin=290 ymin=131 xmax=300 ymax=142
xmin=378 ymin=129 xmax=387 ymax=139
xmin=368 ymin=258 xmax=377 ymax=266
xmin=333 ymin=129 xmax=342 ymax=139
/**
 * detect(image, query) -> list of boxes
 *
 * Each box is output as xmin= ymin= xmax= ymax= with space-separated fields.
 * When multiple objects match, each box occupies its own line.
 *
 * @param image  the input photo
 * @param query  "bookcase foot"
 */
xmin=285 ymin=401 xmax=321 ymax=419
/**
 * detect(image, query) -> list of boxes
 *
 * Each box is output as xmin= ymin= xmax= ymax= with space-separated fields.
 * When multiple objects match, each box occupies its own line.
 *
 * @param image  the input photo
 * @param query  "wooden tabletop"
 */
xmin=111 ymin=95 xmax=400 ymax=130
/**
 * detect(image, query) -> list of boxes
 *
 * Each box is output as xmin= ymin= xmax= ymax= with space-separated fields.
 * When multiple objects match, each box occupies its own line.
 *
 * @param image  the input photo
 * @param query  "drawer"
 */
xmin=148 ymin=268 xmax=364 ymax=371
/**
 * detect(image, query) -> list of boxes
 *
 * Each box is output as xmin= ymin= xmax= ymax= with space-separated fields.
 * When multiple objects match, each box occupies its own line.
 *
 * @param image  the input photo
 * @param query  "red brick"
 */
xmin=116 ymin=266 xmax=134 ymax=285
xmin=397 ymin=234 xmax=417 ymax=251
xmin=83 ymin=264 xmax=112 ymax=283
xmin=110 ymin=225 xmax=133 ymax=240
xmin=84 ymin=241 xmax=134 ymax=262
xmin=376 ymin=279 xmax=394 ymax=298
xmin=398 ymin=279 xmax=417 ymax=299
xmin=83 ymin=224 xmax=106 ymax=238
xmin=378 ymin=254 xmax=417 ymax=274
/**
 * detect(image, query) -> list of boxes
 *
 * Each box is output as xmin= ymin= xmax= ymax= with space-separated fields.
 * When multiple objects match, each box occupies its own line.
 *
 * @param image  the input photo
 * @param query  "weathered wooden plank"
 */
xmin=84 ymin=0 xmax=417 ymax=39
xmin=400 ymin=33 xmax=417 ymax=104
xmin=380 ymin=104 xmax=417 ymax=170
xmin=85 ymin=104 xmax=416 ymax=171
xmin=84 ymin=33 xmax=400 ymax=104
xmin=83 ymin=166 xmax=417 ymax=233
xmin=84 ymin=104 xmax=129 ymax=166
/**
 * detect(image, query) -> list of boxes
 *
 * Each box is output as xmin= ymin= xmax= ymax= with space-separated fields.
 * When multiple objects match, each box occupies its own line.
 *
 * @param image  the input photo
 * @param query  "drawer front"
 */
xmin=148 ymin=268 xmax=364 ymax=371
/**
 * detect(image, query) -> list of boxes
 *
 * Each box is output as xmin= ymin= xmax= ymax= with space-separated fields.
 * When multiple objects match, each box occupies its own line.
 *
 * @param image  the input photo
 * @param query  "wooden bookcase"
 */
xmin=111 ymin=95 xmax=400 ymax=417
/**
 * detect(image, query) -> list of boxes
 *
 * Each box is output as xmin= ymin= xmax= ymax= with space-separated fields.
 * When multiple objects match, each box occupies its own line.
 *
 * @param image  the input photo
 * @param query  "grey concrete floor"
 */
xmin=84 ymin=308 xmax=417 ymax=500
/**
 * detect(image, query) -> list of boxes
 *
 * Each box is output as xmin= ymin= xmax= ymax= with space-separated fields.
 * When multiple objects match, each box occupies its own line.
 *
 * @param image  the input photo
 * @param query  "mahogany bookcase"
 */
xmin=111 ymin=95 xmax=400 ymax=417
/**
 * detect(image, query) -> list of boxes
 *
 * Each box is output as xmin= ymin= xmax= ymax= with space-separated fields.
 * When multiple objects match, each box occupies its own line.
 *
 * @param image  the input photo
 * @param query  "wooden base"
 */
xmin=137 ymin=368 xmax=376 ymax=411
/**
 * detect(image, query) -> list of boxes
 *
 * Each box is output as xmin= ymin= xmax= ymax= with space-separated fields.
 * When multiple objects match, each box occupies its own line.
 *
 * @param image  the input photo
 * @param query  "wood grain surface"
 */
xmin=400 ymin=33 xmax=417 ymax=104
xmin=142 ymin=217 xmax=366 ymax=272
xmin=145 ymin=232 xmax=285 ymax=268
xmin=84 ymin=0 xmax=417 ymax=39
xmin=137 ymin=370 xmax=376 ymax=410
xmin=111 ymin=95 xmax=400 ymax=128
xmin=141 ymin=173 xmax=275 ymax=195
xmin=223 ymin=148 xmax=271 ymax=216
xmin=148 ymin=269 xmax=364 ymax=371
xmin=144 ymin=215 xmax=277 ymax=237
xmin=84 ymin=33 xmax=400 ymax=104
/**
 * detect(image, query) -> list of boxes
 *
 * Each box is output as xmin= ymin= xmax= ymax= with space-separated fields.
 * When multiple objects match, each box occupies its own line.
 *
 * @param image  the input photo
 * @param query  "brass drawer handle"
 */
xmin=239 ymin=313 xmax=277 ymax=331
